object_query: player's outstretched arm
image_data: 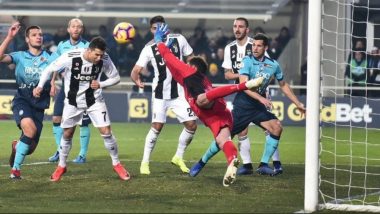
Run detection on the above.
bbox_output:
[279,80,306,116]
[155,23,192,85]
[49,71,58,97]
[34,66,54,98]
[35,54,67,97]
[130,65,145,88]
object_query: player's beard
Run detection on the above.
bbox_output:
[71,33,80,41]
[31,44,42,49]
[235,31,246,41]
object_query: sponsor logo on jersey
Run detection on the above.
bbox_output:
[73,73,98,81]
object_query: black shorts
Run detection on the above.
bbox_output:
[12,97,45,144]
[53,87,65,117]
[231,104,277,136]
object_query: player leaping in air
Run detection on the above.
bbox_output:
[189,33,306,177]
[153,23,264,186]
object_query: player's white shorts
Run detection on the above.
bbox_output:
[61,101,111,128]
[151,96,197,123]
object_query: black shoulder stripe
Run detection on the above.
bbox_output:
[265,56,275,62]
[103,55,109,60]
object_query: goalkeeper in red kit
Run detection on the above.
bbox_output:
[154,23,263,186]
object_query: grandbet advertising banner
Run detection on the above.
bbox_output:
[0,90,378,128]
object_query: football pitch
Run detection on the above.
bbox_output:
[0,120,366,213]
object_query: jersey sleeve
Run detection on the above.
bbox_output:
[135,46,151,68]
[222,45,231,69]
[38,52,71,88]
[99,55,120,88]
[103,55,120,80]
[157,43,196,85]
[274,61,284,81]
[48,42,63,64]
[178,35,193,57]
[48,52,60,64]
[8,52,20,64]
[239,56,251,76]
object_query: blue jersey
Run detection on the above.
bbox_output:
[49,38,89,63]
[233,55,283,108]
[10,50,52,109]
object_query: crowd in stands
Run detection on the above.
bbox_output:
[3,22,379,98]
[344,39,380,97]
[0,23,292,88]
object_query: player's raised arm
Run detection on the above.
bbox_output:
[155,23,194,85]
[0,22,21,63]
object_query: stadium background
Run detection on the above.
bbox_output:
[0,1,380,213]
[0,0,378,127]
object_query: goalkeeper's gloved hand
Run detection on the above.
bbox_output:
[154,23,169,43]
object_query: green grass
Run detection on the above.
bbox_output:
[0,120,379,213]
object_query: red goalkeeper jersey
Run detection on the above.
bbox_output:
[157,43,233,137]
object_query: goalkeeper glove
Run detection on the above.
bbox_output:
[154,23,169,43]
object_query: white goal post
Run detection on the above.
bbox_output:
[305,0,380,212]
[304,0,321,212]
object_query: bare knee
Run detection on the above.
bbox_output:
[63,127,76,139]
[183,120,197,132]
[152,122,164,132]
[215,128,231,148]
[269,122,282,136]
[20,118,37,138]
[238,127,249,137]
[98,126,112,136]
[52,116,62,124]
[262,120,282,137]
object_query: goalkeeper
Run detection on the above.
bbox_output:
[153,23,264,186]
[190,33,306,177]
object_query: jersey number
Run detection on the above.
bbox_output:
[187,108,194,117]
[102,111,107,122]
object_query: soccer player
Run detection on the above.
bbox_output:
[222,17,283,175]
[33,37,130,181]
[0,22,52,179]
[131,15,197,175]
[153,23,263,186]
[48,18,92,164]
[190,33,306,177]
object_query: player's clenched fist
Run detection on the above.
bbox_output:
[33,87,43,98]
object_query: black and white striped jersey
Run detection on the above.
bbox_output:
[136,34,193,100]
[39,48,119,108]
[222,37,254,74]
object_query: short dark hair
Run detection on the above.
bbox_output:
[25,25,42,37]
[89,36,107,51]
[150,15,166,26]
[189,57,208,74]
[254,33,269,46]
[235,17,249,28]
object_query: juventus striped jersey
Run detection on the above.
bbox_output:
[136,34,193,100]
[222,37,253,75]
[38,48,120,108]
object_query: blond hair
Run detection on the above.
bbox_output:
[68,18,83,27]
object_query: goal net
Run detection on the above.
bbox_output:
[313,0,380,212]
